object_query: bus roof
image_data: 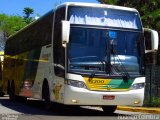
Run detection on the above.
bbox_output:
[57,2,138,13]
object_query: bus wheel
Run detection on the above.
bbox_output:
[9,80,16,101]
[7,81,10,95]
[16,96,27,102]
[102,105,117,114]
[42,80,51,110]
[0,92,4,97]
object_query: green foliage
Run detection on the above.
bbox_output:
[23,7,34,24]
[23,7,34,18]
[0,14,8,31]
[0,14,26,36]
[98,0,118,4]
[144,97,160,107]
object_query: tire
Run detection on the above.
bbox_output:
[9,80,16,101]
[7,81,10,95]
[42,80,51,110]
[102,105,117,114]
[0,92,4,97]
[16,96,27,102]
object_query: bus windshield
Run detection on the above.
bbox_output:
[68,6,142,30]
[67,27,143,77]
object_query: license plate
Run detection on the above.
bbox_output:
[103,95,115,100]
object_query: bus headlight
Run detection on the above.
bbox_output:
[65,79,87,89]
[130,83,145,90]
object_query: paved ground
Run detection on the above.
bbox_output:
[0,96,160,120]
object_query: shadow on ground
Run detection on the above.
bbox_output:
[0,96,118,116]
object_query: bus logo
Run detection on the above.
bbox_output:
[106,85,112,90]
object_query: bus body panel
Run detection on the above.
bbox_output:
[64,85,144,106]
[18,45,52,99]
[64,73,145,106]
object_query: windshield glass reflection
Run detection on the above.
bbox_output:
[68,27,142,76]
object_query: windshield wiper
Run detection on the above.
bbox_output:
[110,40,130,82]
[88,60,106,82]
[69,56,107,81]
[89,70,97,82]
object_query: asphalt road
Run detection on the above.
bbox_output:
[0,96,159,120]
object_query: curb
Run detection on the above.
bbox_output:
[117,106,160,114]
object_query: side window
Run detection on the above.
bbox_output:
[6,11,54,55]
[54,7,65,77]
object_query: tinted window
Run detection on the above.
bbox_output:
[53,7,65,77]
[5,11,54,55]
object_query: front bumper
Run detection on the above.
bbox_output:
[64,85,144,106]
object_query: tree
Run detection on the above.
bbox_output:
[98,0,118,4]
[0,14,26,36]
[0,14,8,32]
[23,7,34,24]
[0,14,27,50]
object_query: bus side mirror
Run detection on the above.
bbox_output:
[144,28,159,65]
[143,28,159,53]
[62,20,70,47]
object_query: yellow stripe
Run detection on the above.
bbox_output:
[83,77,129,91]
[84,77,111,90]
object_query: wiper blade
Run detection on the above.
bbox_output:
[89,70,97,82]
[89,60,106,81]
[110,40,130,81]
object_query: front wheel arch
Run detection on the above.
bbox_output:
[7,80,10,95]
[42,79,51,110]
[9,80,16,101]
[102,105,117,114]
[42,79,50,100]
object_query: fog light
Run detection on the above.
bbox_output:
[71,99,78,103]
[134,100,140,104]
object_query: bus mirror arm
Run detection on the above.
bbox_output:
[62,20,70,47]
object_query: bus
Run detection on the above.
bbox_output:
[2,2,159,113]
